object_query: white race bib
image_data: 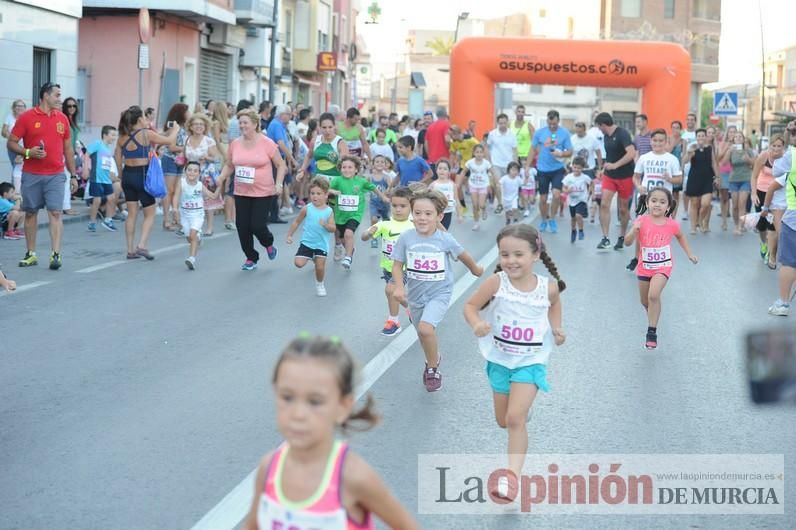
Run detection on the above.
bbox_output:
[641,245,672,269]
[493,311,548,356]
[382,239,395,258]
[101,156,113,171]
[469,171,488,188]
[235,166,255,185]
[406,250,445,281]
[338,194,359,212]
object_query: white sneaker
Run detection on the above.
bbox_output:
[471,222,480,231]
[156,206,164,216]
[523,209,530,218]
[316,283,327,296]
[768,301,790,316]
[185,256,196,270]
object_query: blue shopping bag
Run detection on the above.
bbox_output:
[144,150,167,198]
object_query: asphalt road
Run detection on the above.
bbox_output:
[1,206,794,529]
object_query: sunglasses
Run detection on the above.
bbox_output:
[66,104,77,109]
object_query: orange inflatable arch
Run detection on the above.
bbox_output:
[450,37,691,137]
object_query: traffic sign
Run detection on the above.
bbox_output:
[713,91,738,116]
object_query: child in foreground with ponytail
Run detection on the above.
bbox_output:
[244,335,418,530]
[464,224,566,501]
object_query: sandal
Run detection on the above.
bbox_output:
[126,252,141,260]
[135,247,155,260]
[162,224,176,231]
[203,232,213,237]
[767,261,777,270]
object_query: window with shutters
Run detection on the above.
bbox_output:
[198,49,230,104]
[32,47,52,104]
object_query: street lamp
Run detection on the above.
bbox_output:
[454,12,469,43]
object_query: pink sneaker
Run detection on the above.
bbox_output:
[422,356,442,392]
[3,230,21,240]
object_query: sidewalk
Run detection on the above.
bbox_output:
[37,203,92,228]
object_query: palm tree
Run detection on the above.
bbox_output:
[425,36,454,56]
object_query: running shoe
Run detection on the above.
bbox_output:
[185,256,196,270]
[341,256,352,270]
[175,229,185,237]
[19,251,38,267]
[760,242,768,262]
[3,230,21,240]
[645,331,658,350]
[334,244,344,261]
[482,210,487,221]
[614,236,625,251]
[423,362,442,392]
[49,251,62,270]
[241,259,257,271]
[87,222,97,232]
[626,257,638,271]
[135,247,155,261]
[570,230,577,243]
[316,283,327,297]
[539,220,548,233]
[549,219,558,233]
[370,238,378,248]
[224,222,237,230]
[471,222,480,231]
[495,204,503,214]
[578,230,584,240]
[102,219,117,232]
[266,245,278,260]
[461,206,469,217]
[523,209,530,218]
[768,301,790,317]
[596,237,611,250]
[381,320,402,336]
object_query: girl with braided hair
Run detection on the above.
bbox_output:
[464,224,565,501]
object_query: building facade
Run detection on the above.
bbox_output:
[0,0,82,176]
[600,0,721,126]
[80,0,239,138]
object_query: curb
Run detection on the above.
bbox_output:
[37,213,91,229]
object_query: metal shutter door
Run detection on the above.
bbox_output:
[198,49,230,104]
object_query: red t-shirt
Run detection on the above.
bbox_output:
[425,119,450,164]
[11,107,71,176]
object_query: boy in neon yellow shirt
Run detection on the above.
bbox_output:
[362,186,414,336]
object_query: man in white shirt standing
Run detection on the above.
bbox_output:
[571,121,603,178]
[486,113,517,214]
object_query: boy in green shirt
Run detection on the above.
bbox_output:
[329,155,389,270]
[362,186,414,336]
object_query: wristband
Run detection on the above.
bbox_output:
[24,148,30,160]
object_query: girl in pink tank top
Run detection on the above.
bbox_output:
[624,188,698,350]
[244,335,418,530]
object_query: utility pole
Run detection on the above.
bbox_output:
[268,0,280,104]
[758,0,765,146]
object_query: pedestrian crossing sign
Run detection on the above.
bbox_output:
[713,91,738,116]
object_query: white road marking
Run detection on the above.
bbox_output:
[0,280,52,297]
[188,233,508,530]
[75,232,232,273]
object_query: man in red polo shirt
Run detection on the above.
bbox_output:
[7,82,76,270]
[424,108,451,172]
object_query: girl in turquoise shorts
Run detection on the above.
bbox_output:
[464,224,566,501]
